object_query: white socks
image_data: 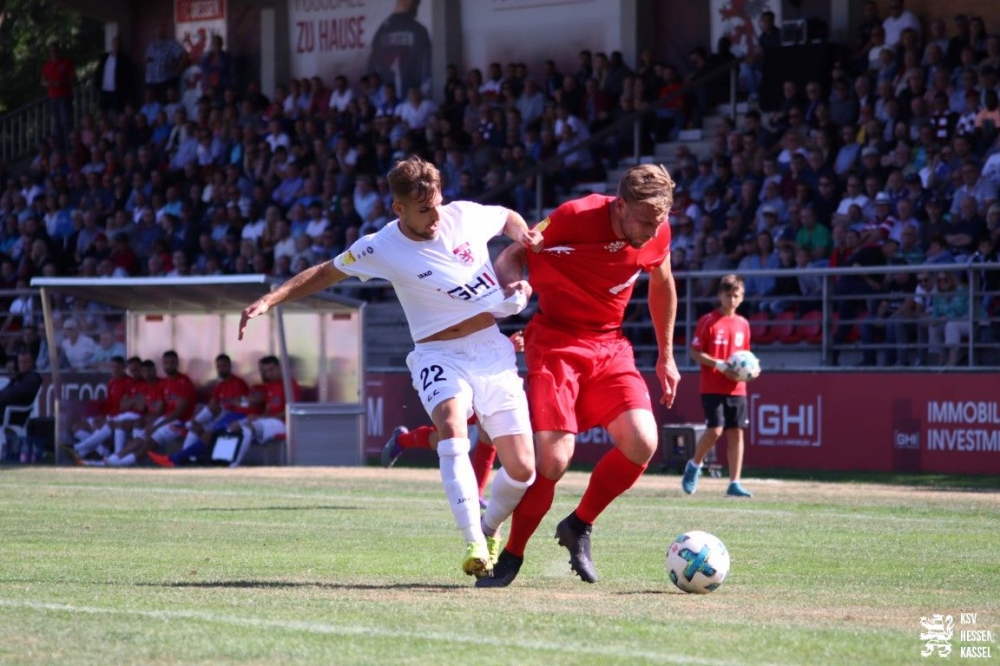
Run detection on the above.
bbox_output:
[437,437,485,544]
[113,428,128,454]
[106,453,136,467]
[481,467,535,535]
[75,425,112,455]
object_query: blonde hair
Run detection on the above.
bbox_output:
[387,155,441,204]
[616,163,675,218]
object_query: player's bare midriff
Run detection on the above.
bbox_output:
[417,312,497,343]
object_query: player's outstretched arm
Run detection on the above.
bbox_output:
[648,258,681,408]
[239,261,348,340]
[501,209,544,252]
[494,241,528,291]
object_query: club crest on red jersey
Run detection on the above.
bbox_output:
[452,242,475,266]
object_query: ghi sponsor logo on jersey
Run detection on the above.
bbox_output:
[605,241,626,252]
[714,332,727,346]
[543,246,575,255]
[443,269,499,301]
[452,242,475,266]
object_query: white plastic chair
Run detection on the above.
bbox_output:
[0,404,35,462]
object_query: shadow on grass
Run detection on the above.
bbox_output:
[190,505,362,512]
[140,581,463,591]
[745,468,1000,491]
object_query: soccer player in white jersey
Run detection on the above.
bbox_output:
[238,156,541,580]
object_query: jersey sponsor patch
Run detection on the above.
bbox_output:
[535,217,551,234]
[339,250,357,265]
[452,242,475,266]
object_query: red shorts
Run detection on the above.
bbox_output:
[524,322,651,433]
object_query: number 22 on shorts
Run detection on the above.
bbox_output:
[420,364,446,402]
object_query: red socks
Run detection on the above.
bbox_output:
[505,474,556,557]
[397,425,433,450]
[471,439,496,497]
[576,447,647,524]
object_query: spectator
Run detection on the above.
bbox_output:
[95,36,134,115]
[0,349,42,431]
[200,34,232,104]
[41,41,76,152]
[737,232,779,309]
[860,260,917,366]
[925,271,971,365]
[89,330,127,371]
[797,206,833,260]
[144,23,187,101]
[60,318,97,370]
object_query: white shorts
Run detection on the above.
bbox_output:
[406,325,529,424]
[248,417,285,442]
[133,417,185,447]
[108,411,141,424]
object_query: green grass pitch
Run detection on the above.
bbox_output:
[1,466,998,665]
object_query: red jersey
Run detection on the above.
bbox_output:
[525,194,671,334]
[212,375,250,412]
[261,379,302,417]
[103,376,135,417]
[692,310,751,396]
[133,379,164,415]
[42,58,74,99]
[160,372,197,421]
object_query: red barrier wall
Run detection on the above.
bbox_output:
[364,372,1000,475]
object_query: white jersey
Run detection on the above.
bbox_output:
[334,200,519,341]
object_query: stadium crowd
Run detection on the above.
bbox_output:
[0,0,999,370]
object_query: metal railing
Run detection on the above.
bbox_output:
[0,79,96,164]
[341,260,1000,373]
[643,262,1000,371]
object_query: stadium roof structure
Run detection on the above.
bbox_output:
[30,275,363,313]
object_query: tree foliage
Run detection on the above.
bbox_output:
[0,0,103,113]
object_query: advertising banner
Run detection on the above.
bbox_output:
[288,0,433,96]
[364,372,1000,475]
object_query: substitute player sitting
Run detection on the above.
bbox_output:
[239,156,541,580]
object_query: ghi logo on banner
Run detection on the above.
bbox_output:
[750,394,822,447]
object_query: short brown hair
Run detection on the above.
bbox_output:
[718,274,745,293]
[386,156,441,204]
[617,164,675,219]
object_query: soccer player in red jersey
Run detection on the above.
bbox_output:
[149,353,251,467]
[63,355,136,462]
[484,163,681,587]
[226,355,301,468]
[109,351,196,467]
[684,274,753,498]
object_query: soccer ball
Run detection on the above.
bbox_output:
[667,531,731,594]
[727,349,761,382]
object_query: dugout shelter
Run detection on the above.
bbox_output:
[31,275,366,466]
